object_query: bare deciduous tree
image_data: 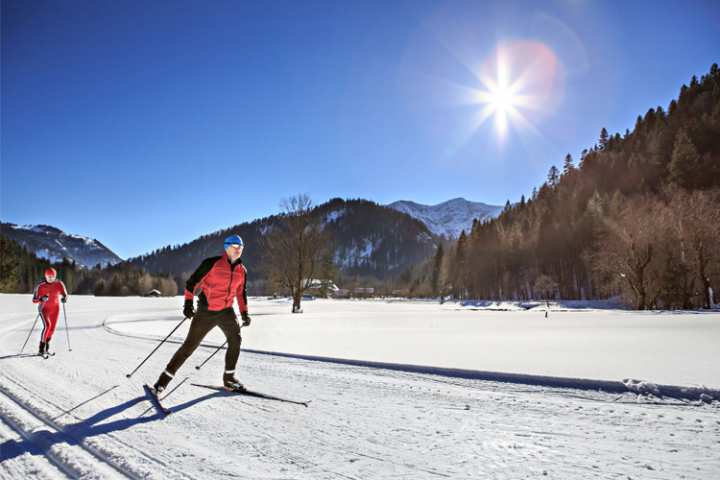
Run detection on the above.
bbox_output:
[667,188,720,308]
[594,196,662,310]
[533,274,558,300]
[262,194,330,313]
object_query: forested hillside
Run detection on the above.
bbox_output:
[0,235,177,296]
[443,64,720,309]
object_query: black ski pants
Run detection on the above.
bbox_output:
[165,307,241,375]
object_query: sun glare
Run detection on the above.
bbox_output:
[462,41,562,143]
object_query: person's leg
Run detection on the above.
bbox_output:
[215,309,242,381]
[155,312,215,390]
[44,306,59,348]
[38,308,48,353]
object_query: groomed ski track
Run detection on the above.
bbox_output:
[1,295,719,479]
[103,313,720,402]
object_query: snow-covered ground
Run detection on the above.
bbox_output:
[1,294,718,479]
[109,297,720,388]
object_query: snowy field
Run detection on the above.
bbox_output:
[1,294,719,479]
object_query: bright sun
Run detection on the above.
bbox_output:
[489,84,517,112]
[458,41,561,144]
[471,65,527,140]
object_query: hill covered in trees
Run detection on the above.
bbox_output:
[0,235,176,296]
[127,198,438,294]
[440,64,720,309]
[0,223,122,268]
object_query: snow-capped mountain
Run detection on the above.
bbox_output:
[387,198,503,238]
[129,198,437,281]
[0,222,123,268]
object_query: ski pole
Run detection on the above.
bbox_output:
[125,316,189,378]
[195,341,227,371]
[20,313,41,354]
[62,302,72,352]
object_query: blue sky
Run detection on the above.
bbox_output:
[2,0,718,258]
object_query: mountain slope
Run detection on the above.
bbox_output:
[127,198,438,285]
[387,198,502,238]
[0,223,122,268]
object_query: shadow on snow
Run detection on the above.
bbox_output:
[0,390,223,462]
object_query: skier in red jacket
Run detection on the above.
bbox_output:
[32,267,68,355]
[153,234,251,393]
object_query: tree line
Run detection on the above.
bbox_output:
[0,235,177,296]
[431,64,720,309]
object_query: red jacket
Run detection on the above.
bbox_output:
[184,254,248,312]
[32,280,68,307]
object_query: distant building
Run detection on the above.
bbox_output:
[305,279,340,297]
[144,289,162,297]
[333,288,351,298]
[353,287,375,296]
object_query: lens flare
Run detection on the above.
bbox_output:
[467,41,562,142]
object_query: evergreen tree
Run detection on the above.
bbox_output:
[668,128,700,188]
[547,165,559,187]
[452,232,468,299]
[431,243,444,301]
[94,279,106,296]
[562,153,575,176]
[599,127,609,149]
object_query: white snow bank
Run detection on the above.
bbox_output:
[100,297,720,390]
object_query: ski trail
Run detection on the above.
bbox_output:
[0,414,70,480]
[0,335,195,479]
[0,383,130,479]
[0,371,198,480]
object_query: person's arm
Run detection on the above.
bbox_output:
[236,265,248,314]
[32,283,44,304]
[184,257,219,301]
[237,265,250,326]
[60,281,69,302]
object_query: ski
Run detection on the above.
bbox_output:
[143,384,171,416]
[42,352,56,360]
[1,353,47,361]
[190,383,309,407]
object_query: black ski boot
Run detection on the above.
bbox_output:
[223,371,245,392]
[44,340,51,355]
[38,341,46,355]
[153,370,173,395]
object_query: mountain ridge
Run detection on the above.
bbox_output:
[387,198,503,238]
[0,222,123,268]
[127,198,438,287]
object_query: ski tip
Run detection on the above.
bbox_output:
[143,384,171,416]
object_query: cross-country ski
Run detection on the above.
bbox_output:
[142,384,171,417]
[191,383,310,407]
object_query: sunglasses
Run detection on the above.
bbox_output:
[226,244,244,249]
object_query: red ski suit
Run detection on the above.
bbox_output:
[32,280,68,342]
[184,254,248,313]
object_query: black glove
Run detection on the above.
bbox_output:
[41,295,49,302]
[61,296,67,304]
[183,299,195,319]
[240,311,251,327]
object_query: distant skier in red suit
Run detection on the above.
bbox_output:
[32,267,68,355]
